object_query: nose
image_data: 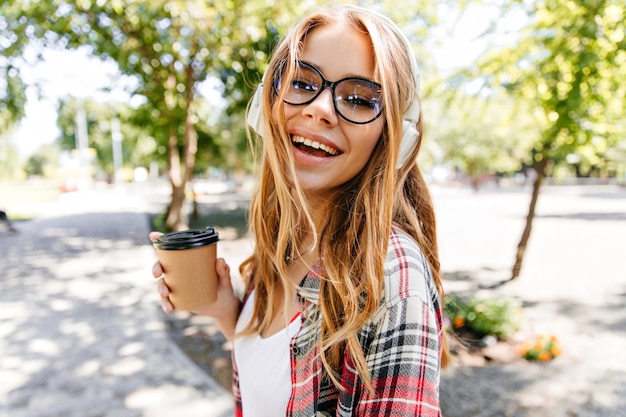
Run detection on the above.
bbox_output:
[302,87,338,126]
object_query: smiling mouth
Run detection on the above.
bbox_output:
[291,135,339,157]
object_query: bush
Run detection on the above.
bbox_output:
[518,334,562,361]
[444,295,523,340]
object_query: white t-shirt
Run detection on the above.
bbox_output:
[233,290,302,417]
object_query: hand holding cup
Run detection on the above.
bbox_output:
[151,227,219,311]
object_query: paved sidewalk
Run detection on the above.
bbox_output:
[0,186,233,417]
[2,183,625,417]
[434,184,626,417]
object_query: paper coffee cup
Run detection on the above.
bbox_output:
[153,227,219,311]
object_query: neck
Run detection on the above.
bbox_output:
[286,186,344,269]
[292,188,334,231]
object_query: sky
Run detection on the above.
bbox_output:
[8,3,526,159]
[8,46,133,157]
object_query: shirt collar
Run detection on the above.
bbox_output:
[296,260,324,306]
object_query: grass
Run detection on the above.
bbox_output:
[1,179,62,221]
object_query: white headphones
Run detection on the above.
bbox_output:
[246,15,421,169]
[246,70,267,137]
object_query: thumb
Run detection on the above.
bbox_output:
[149,231,163,242]
[215,257,233,287]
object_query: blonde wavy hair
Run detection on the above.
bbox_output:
[240,5,448,390]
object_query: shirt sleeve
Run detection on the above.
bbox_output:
[350,230,443,417]
[354,294,442,416]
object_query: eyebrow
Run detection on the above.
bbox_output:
[299,60,377,83]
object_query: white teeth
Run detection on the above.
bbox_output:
[291,135,338,155]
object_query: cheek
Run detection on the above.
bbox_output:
[279,104,300,123]
[270,101,279,123]
[273,101,300,121]
[355,120,384,156]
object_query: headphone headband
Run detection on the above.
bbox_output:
[384,15,422,169]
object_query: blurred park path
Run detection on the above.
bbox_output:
[0,183,233,417]
[1,181,625,416]
[434,184,626,417]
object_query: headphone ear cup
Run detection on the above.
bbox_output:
[247,83,265,136]
[397,119,420,168]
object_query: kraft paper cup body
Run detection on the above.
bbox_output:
[153,227,219,311]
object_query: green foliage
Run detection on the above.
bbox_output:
[432,0,626,182]
[0,0,28,135]
[1,0,313,228]
[428,89,540,179]
[23,154,46,177]
[444,295,523,340]
[22,143,59,177]
[0,69,27,135]
[476,0,626,175]
[56,97,160,177]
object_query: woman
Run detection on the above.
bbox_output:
[152,5,448,416]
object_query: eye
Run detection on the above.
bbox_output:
[338,80,382,111]
[345,94,380,109]
[291,78,317,92]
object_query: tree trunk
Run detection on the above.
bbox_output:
[511,156,549,280]
[166,183,187,231]
[165,127,188,231]
[164,66,198,232]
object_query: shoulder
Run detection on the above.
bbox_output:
[382,227,435,307]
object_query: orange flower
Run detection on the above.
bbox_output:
[539,351,551,361]
[550,345,562,357]
[453,317,465,328]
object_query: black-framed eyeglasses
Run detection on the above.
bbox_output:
[274,61,384,125]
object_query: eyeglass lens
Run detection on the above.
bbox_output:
[278,62,383,124]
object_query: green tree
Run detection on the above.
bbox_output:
[0,72,26,136]
[56,97,159,180]
[429,87,539,188]
[2,0,306,230]
[469,0,626,279]
[23,143,60,177]
[3,0,440,230]
[0,51,26,179]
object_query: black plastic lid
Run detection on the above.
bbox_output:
[153,227,219,250]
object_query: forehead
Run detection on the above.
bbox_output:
[300,21,376,82]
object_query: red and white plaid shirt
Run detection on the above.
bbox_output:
[233,227,443,416]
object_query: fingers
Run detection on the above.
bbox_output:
[156,277,173,313]
[152,261,164,279]
[150,231,172,313]
[150,232,164,278]
[160,295,173,313]
[156,276,169,297]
